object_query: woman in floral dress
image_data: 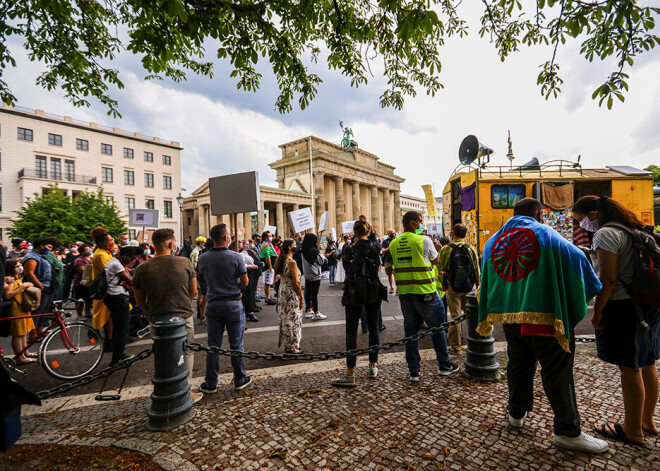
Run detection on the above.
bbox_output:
[274,239,304,354]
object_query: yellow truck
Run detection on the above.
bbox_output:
[442,141,655,254]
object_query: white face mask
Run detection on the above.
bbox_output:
[579,216,599,232]
[15,266,24,275]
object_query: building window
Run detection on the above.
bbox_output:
[101,167,113,183]
[101,143,112,155]
[65,160,75,182]
[144,151,153,162]
[48,133,62,146]
[36,156,47,178]
[128,229,137,240]
[164,200,173,218]
[144,173,154,187]
[491,184,526,209]
[76,138,88,151]
[51,158,62,180]
[145,199,155,209]
[18,127,33,141]
[124,170,134,185]
[162,155,171,165]
[163,175,172,189]
[103,195,114,205]
[125,197,135,215]
[123,147,134,159]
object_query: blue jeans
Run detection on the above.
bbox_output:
[204,300,247,388]
[360,306,384,332]
[329,265,336,283]
[399,292,451,372]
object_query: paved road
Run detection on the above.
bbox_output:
[2,275,596,397]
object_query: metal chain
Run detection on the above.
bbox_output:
[574,336,596,343]
[186,312,470,361]
[36,348,153,399]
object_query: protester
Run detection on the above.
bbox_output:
[302,233,327,321]
[190,236,206,269]
[245,238,263,314]
[3,259,36,364]
[133,228,201,403]
[42,238,64,302]
[22,237,59,338]
[274,238,304,354]
[103,246,140,365]
[72,243,93,319]
[231,240,259,322]
[334,234,350,286]
[439,223,480,353]
[7,239,25,260]
[90,227,115,348]
[325,239,337,285]
[61,243,79,299]
[477,197,608,453]
[293,232,304,275]
[197,224,252,393]
[389,211,458,381]
[332,218,383,387]
[179,238,193,259]
[118,233,129,248]
[381,229,397,294]
[259,230,278,305]
[573,195,660,445]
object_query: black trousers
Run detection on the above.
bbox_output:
[346,300,382,368]
[242,269,258,314]
[503,324,581,437]
[104,294,130,365]
[304,279,321,312]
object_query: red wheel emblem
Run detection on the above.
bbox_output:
[492,228,540,282]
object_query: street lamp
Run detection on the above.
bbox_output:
[176,193,184,244]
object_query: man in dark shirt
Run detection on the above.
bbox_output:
[197,224,252,393]
[381,230,396,294]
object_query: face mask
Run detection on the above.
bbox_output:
[27,245,33,251]
[143,249,151,256]
[108,241,115,248]
[84,250,93,257]
[579,216,599,232]
[416,223,425,235]
[15,266,23,275]
[42,248,52,255]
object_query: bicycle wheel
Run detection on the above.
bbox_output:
[40,322,104,380]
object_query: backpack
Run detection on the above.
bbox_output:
[89,269,115,301]
[21,287,41,312]
[345,245,380,306]
[447,243,476,293]
[604,223,660,309]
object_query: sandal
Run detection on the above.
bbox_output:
[16,358,37,365]
[594,423,645,446]
[25,353,38,359]
[643,426,659,436]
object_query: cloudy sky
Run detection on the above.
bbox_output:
[4,4,659,199]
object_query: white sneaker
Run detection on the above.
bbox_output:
[304,309,314,319]
[554,432,609,454]
[312,312,326,320]
[508,412,527,428]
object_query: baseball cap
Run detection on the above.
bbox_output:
[195,236,207,243]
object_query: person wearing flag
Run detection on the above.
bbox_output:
[477,197,608,454]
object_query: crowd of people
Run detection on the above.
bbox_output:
[1,193,658,453]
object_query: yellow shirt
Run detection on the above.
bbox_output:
[92,249,113,329]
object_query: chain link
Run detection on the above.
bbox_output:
[186,312,470,361]
[574,336,596,343]
[36,348,153,399]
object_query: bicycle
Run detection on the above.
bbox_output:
[0,298,104,380]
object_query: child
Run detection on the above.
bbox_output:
[4,259,36,364]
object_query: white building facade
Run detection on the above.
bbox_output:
[0,104,182,241]
[399,194,443,229]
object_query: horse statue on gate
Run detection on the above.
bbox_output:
[339,121,358,149]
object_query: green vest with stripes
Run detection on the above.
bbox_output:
[389,232,436,295]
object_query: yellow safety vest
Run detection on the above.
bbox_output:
[389,232,436,295]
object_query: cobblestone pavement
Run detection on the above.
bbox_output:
[14,344,660,471]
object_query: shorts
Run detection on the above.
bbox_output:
[596,298,660,369]
[73,284,92,304]
[263,269,275,286]
[384,262,394,276]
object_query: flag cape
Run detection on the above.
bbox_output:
[477,216,601,351]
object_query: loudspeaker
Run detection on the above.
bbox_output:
[459,135,494,165]
[515,157,540,171]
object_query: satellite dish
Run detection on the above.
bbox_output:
[459,135,494,165]
[515,157,540,171]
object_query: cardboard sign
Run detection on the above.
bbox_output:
[341,220,356,234]
[137,230,154,244]
[209,171,260,216]
[426,223,442,235]
[288,207,315,233]
[264,225,277,235]
[129,209,159,228]
[421,184,436,216]
[318,211,329,233]
[330,228,337,242]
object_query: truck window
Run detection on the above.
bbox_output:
[492,184,526,209]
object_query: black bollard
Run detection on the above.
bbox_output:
[463,291,501,382]
[146,316,196,431]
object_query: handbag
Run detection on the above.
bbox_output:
[21,287,41,312]
[80,264,93,287]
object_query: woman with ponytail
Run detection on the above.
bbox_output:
[573,195,659,445]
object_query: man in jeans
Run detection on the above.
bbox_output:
[389,211,459,381]
[133,228,201,403]
[439,223,480,353]
[381,229,397,294]
[197,224,252,393]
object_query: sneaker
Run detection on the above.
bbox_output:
[265,298,278,305]
[331,374,356,388]
[190,391,203,403]
[438,362,460,376]
[368,366,379,379]
[235,376,253,390]
[199,383,218,394]
[255,293,262,300]
[198,318,206,326]
[246,314,259,322]
[508,412,527,428]
[379,325,386,332]
[554,432,609,454]
[312,312,326,320]
[304,309,314,319]
[389,287,394,294]
[409,371,420,382]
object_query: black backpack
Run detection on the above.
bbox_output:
[604,223,660,309]
[345,246,380,306]
[89,270,109,300]
[447,243,476,293]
